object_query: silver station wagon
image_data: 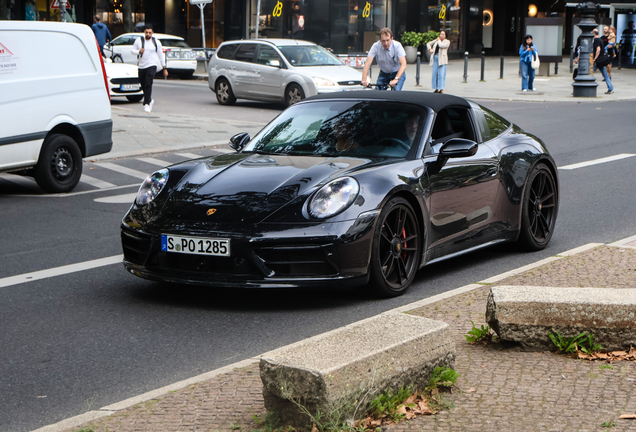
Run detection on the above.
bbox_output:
[208,39,363,106]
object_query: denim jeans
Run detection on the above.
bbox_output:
[432,54,447,90]
[377,70,406,91]
[599,66,614,92]
[520,61,535,90]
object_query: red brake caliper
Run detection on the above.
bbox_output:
[402,227,407,260]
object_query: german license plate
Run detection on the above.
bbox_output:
[161,235,230,257]
[121,84,140,91]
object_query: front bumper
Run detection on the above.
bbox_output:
[121,212,379,289]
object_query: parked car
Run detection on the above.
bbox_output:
[120,92,559,297]
[103,33,197,79]
[208,39,364,106]
[0,21,112,193]
[104,58,143,102]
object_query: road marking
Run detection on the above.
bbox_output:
[175,152,205,159]
[94,192,137,204]
[94,162,149,180]
[135,157,172,167]
[559,153,635,170]
[0,173,41,192]
[80,174,116,189]
[0,255,123,289]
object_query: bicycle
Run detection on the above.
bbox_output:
[362,82,395,91]
[102,42,123,63]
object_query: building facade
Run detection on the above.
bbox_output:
[3,0,635,65]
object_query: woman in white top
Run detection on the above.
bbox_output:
[427,31,451,93]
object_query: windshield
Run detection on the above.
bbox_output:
[278,45,343,66]
[159,39,190,48]
[244,101,425,158]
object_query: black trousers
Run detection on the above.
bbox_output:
[138,66,157,105]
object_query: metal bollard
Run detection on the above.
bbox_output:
[569,46,574,73]
[500,55,504,79]
[618,46,622,70]
[369,63,372,81]
[555,61,559,75]
[415,52,422,87]
[463,52,469,83]
[480,51,486,81]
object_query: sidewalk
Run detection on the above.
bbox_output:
[43,236,636,432]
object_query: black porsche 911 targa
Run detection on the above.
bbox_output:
[121,91,558,297]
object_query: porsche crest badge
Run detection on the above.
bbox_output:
[207,209,217,216]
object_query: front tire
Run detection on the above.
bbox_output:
[517,163,558,251]
[285,83,305,106]
[368,197,421,297]
[215,78,236,105]
[34,134,83,193]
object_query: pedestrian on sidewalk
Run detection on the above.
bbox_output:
[361,28,407,91]
[91,15,111,57]
[519,35,538,92]
[131,25,168,113]
[593,28,614,94]
[427,30,450,93]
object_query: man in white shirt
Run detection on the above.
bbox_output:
[131,25,168,112]
[361,28,407,91]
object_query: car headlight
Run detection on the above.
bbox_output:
[136,169,169,206]
[312,77,335,86]
[308,177,359,219]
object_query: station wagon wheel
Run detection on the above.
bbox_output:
[285,83,305,106]
[369,197,421,297]
[517,163,558,251]
[33,134,83,193]
[215,78,236,105]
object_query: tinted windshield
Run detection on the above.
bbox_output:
[244,101,425,158]
[159,39,190,48]
[278,45,343,66]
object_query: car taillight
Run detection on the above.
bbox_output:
[96,38,110,102]
[163,48,168,53]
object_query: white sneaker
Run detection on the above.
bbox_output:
[522,89,528,92]
[531,88,536,91]
[144,104,150,113]
[149,99,155,112]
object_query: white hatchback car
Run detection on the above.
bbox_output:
[103,33,197,78]
[208,39,364,106]
[104,59,143,102]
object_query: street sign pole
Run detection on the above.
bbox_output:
[191,0,213,69]
[255,0,261,39]
[59,0,66,22]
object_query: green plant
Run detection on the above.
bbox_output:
[367,384,414,423]
[599,364,614,370]
[421,31,440,45]
[400,31,424,47]
[426,366,459,391]
[601,419,617,428]
[252,412,290,432]
[465,321,493,343]
[577,333,604,354]
[548,331,586,353]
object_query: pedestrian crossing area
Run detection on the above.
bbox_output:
[0,147,234,197]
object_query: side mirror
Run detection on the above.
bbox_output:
[438,138,478,158]
[269,59,281,68]
[229,132,250,152]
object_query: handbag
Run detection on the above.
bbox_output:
[531,52,540,70]
[596,53,610,68]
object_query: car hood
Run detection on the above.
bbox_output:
[104,62,139,79]
[161,153,374,224]
[292,65,362,83]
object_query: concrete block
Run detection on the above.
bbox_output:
[259,312,455,428]
[486,286,636,350]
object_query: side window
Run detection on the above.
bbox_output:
[256,45,282,66]
[479,106,511,140]
[430,107,475,147]
[216,44,239,60]
[234,43,257,63]
[112,36,133,46]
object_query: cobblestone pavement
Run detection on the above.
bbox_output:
[58,243,636,432]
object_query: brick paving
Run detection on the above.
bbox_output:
[62,245,636,432]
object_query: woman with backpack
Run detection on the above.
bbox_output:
[131,25,168,113]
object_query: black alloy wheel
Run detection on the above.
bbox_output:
[34,134,83,193]
[369,197,421,297]
[215,78,236,105]
[518,163,558,251]
[285,83,305,106]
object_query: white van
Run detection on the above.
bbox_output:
[0,21,113,193]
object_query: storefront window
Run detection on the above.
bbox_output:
[349,0,387,53]
[428,0,462,51]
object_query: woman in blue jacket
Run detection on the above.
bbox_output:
[519,35,538,91]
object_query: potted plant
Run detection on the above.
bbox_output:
[421,31,441,62]
[400,31,424,64]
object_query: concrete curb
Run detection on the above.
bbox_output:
[30,239,622,432]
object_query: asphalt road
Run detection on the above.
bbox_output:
[1,84,635,432]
